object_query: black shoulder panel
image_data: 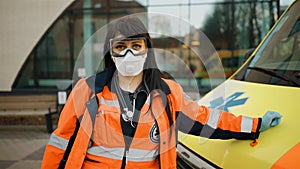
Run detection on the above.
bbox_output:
[161,79,171,95]
[86,68,115,94]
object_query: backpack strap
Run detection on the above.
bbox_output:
[57,69,115,169]
[58,118,80,169]
[58,94,99,169]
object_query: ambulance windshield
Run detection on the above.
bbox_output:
[244,1,300,87]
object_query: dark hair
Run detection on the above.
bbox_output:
[103,15,174,132]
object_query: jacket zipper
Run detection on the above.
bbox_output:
[125,149,129,164]
[121,146,130,169]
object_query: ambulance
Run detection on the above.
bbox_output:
[177,0,300,168]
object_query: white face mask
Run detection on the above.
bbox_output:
[113,52,147,76]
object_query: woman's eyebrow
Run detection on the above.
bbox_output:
[131,40,143,43]
[114,41,126,45]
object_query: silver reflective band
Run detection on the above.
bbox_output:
[87,146,158,162]
[127,148,158,162]
[48,133,69,150]
[100,97,120,107]
[87,146,124,160]
[207,109,221,129]
[241,116,253,133]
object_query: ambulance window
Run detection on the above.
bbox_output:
[244,1,300,87]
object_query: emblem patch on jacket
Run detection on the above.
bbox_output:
[150,124,159,143]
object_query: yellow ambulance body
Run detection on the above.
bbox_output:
[177,1,300,168]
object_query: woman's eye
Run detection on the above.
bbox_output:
[132,44,142,50]
[115,45,126,51]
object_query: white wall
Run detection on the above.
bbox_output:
[0,0,74,91]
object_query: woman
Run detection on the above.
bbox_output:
[42,16,282,169]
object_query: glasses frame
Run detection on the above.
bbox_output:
[109,37,147,57]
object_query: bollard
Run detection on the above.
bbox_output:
[45,113,54,134]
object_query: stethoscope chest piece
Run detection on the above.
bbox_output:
[122,108,134,122]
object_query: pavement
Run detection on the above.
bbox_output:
[0,125,50,169]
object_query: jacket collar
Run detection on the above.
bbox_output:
[85,67,115,94]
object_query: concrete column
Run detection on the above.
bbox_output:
[83,0,93,77]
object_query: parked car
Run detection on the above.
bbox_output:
[177,0,300,168]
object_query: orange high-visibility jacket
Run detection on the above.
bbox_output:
[42,69,261,169]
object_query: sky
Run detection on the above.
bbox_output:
[280,0,293,6]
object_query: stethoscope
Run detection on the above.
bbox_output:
[112,72,149,128]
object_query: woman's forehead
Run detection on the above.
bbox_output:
[111,37,146,45]
[114,33,124,39]
[113,31,146,39]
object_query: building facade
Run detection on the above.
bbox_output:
[1,0,281,94]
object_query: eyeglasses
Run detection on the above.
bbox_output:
[110,37,147,57]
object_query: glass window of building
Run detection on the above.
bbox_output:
[13,0,280,95]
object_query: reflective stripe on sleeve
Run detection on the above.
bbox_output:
[207,109,221,129]
[48,133,69,150]
[241,116,253,133]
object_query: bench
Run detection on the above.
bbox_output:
[0,94,56,110]
[0,94,59,133]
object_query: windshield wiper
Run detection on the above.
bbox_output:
[247,67,300,86]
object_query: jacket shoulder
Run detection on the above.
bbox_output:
[162,78,183,94]
[85,68,115,93]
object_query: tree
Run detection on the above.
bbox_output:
[201,0,276,50]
